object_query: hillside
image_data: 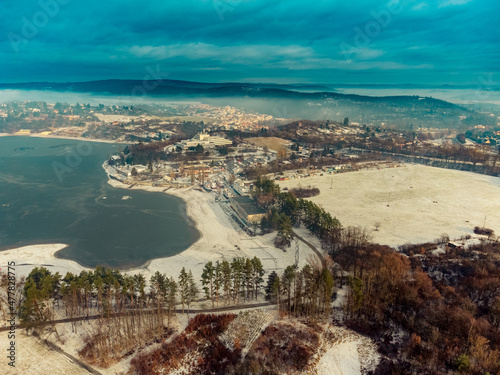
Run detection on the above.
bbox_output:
[1,79,492,129]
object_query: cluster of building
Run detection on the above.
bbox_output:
[185,104,275,131]
[167,131,232,152]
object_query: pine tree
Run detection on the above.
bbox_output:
[244,258,253,301]
[282,265,297,316]
[201,261,215,306]
[150,272,166,326]
[178,267,189,313]
[214,261,223,306]
[251,257,265,300]
[265,271,279,302]
[167,277,177,326]
[231,258,245,304]
[186,270,198,312]
[221,260,232,304]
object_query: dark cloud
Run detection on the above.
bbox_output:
[0,0,498,84]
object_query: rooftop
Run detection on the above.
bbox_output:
[229,195,267,216]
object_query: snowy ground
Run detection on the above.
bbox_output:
[278,164,500,247]
[0,133,128,144]
[313,326,380,375]
[219,308,278,357]
[0,330,93,375]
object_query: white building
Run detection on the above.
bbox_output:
[175,132,232,150]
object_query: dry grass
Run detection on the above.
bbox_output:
[1,332,91,375]
[278,164,500,247]
[219,308,278,357]
[246,137,290,153]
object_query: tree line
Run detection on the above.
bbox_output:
[200,257,265,307]
[14,256,268,327]
[265,263,335,322]
[253,176,341,249]
[0,256,266,368]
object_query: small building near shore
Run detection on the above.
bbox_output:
[447,241,464,250]
[229,195,268,224]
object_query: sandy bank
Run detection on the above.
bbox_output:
[105,179,317,283]
[0,133,130,144]
[0,178,317,281]
[0,244,90,278]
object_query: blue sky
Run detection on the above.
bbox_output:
[0,0,498,85]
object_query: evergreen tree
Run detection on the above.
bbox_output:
[265,271,279,302]
[221,260,232,304]
[166,277,177,326]
[231,258,245,304]
[282,265,297,316]
[251,256,265,300]
[214,261,223,306]
[201,261,215,306]
[244,258,254,301]
[186,270,198,312]
[178,267,189,313]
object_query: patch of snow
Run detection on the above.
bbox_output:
[313,326,380,375]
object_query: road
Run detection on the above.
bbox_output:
[292,231,325,266]
[0,301,275,332]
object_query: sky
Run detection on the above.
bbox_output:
[0,0,498,86]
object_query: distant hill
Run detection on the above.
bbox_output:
[0,79,332,96]
[1,79,495,128]
[0,79,459,107]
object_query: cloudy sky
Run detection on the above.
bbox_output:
[1,0,498,85]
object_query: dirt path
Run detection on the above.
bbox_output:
[0,301,276,332]
[293,231,325,266]
[34,334,103,375]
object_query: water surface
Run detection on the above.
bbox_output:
[0,136,200,268]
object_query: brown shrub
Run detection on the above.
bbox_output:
[290,186,320,198]
[474,226,494,236]
[129,313,238,375]
[235,321,321,374]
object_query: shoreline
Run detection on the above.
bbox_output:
[0,132,130,144]
[104,178,205,272]
[0,243,92,277]
[1,172,316,280]
[3,161,499,280]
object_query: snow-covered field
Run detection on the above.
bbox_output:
[278,164,500,247]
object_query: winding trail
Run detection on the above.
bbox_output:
[292,231,325,266]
